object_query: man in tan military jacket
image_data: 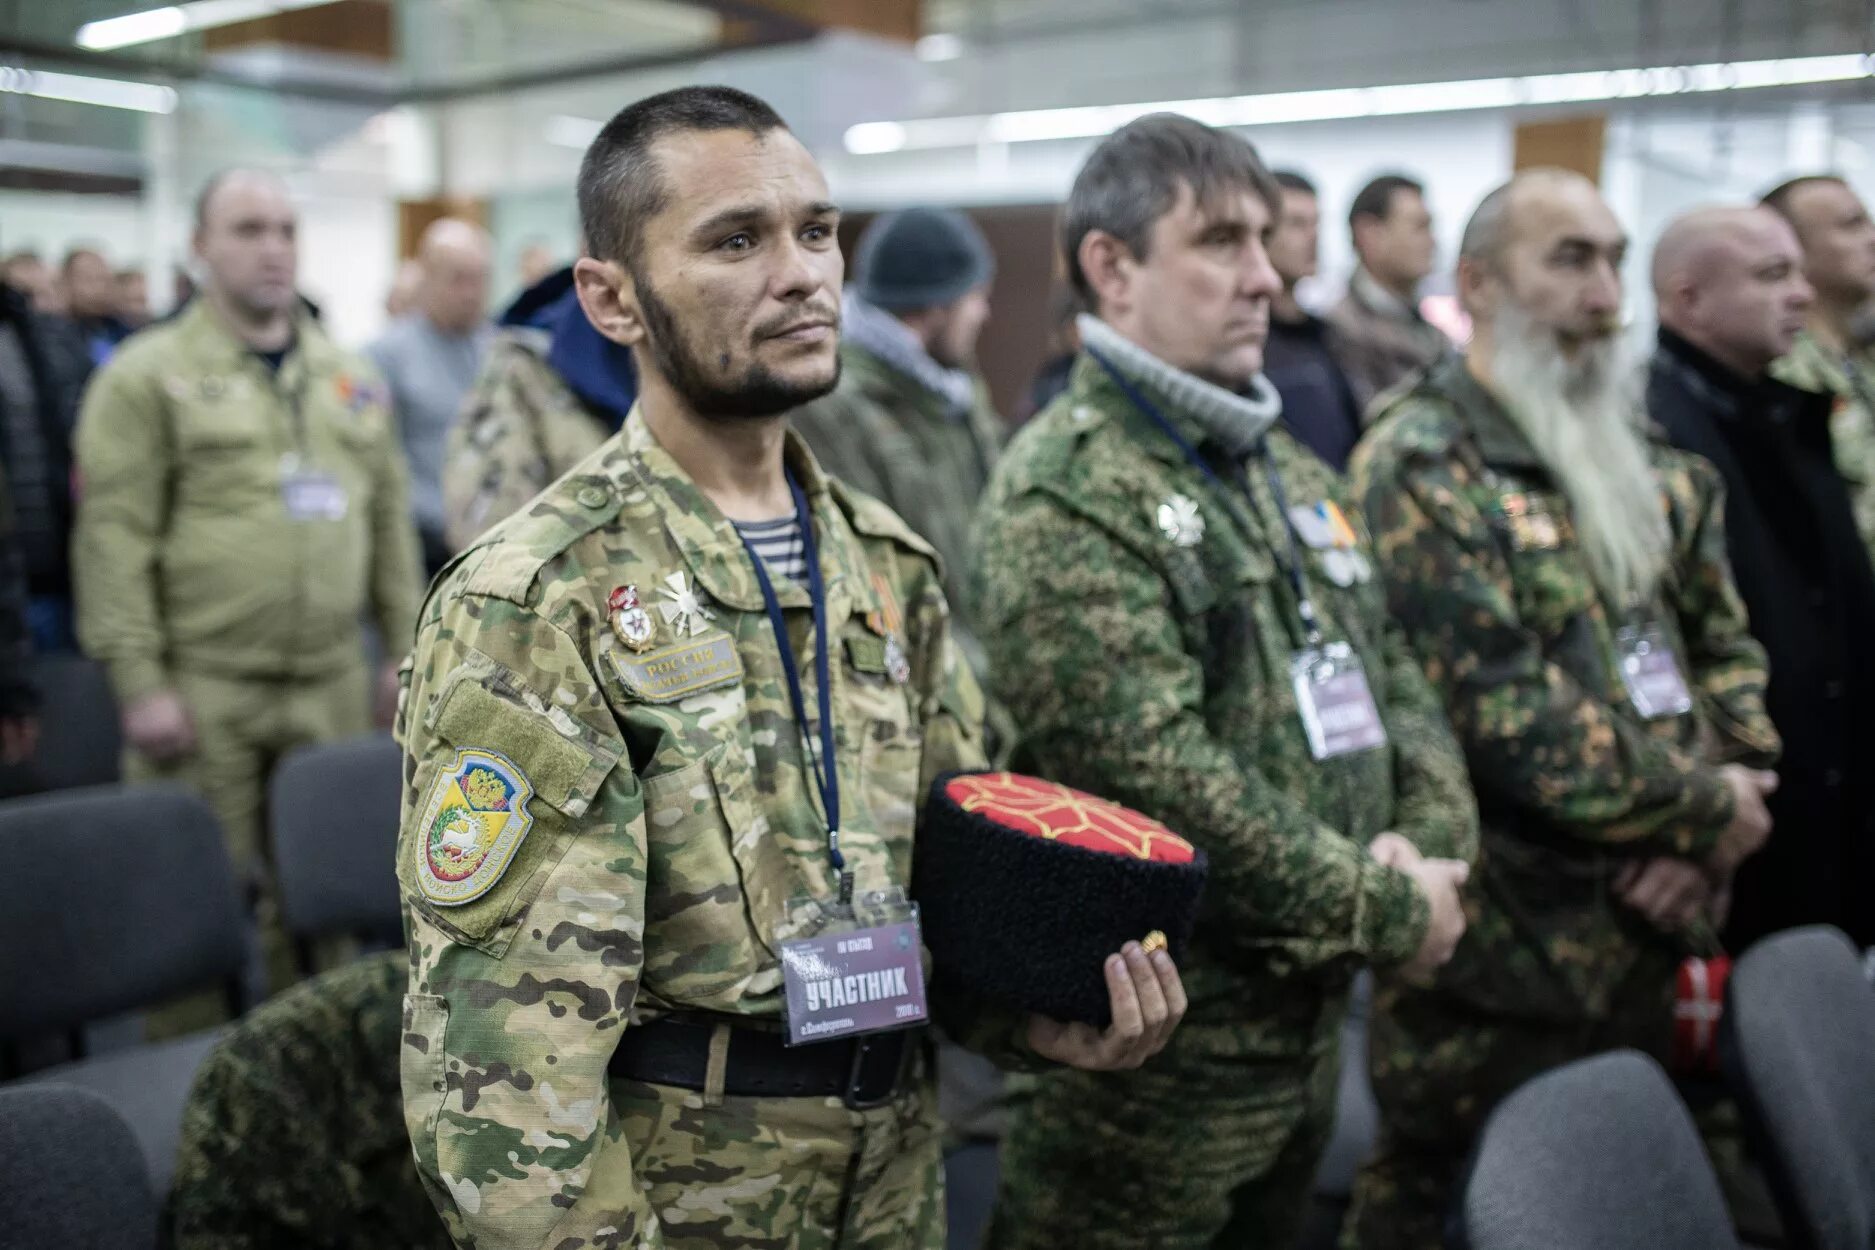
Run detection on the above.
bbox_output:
[73,170,421,993]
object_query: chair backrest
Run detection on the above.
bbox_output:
[0,783,247,1038]
[1458,1049,1739,1250]
[268,733,405,946]
[0,655,122,798]
[1722,925,1875,1250]
[26,654,122,791]
[0,1083,157,1250]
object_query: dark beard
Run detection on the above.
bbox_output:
[636,278,839,419]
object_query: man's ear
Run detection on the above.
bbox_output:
[1077,229,1135,318]
[1456,253,1495,323]
[573,256,644,347]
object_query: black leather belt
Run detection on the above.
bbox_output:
[607,1017,920,1110]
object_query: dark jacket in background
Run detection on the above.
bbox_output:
[0,283,89,601]
[0,473,35,719]
[1649,327,1875,950]
[1264,310,1363,472]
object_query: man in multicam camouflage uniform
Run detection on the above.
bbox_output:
[396,86,1186,1250]
[1344,169,1782,1249]
[1761,174,1875,566]
[170,950,450,1250]
[440,264,637,552]
[970,112,1477,1250]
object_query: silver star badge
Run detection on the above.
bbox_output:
[1157,494,1205,548]
[655,571,715,637]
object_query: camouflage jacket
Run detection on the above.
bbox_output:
[789,343,1003,673]
[1770,330,1875,564]
[1353,358,1780,1022]
[441,328,617,553]
[396,411,995,1247]
[72,300,421,701]
[170,949,451,1250]
[971,349,1477,1060]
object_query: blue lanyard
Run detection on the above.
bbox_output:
[1087,347,1325,647]
[738,469,851,904]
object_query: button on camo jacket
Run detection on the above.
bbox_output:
[396,411,994,1248]
[1351,358,1781,1023]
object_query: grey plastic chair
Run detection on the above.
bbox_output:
[1723,925,1875,1250]
[0,783,248,1192]
[0,654,122,797]
[1457,1049,1740,1250]
[0,1083,157,1250]
[268,732,406,973]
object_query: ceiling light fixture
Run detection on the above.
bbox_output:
[915,34,966,62]
[76,0,339,52]
[0,65,179,113]
[545,114,603,149]
[844,53,1872,155]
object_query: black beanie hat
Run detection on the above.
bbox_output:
[853,206,996,311]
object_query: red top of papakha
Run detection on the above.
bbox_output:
[943,772,1196,865]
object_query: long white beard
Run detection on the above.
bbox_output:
[1486,303,1669,612]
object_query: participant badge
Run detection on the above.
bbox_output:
[1616,624,1693,719]
[778,890,928,1048]
[415,748,535,906]
[1291,643,1388,760]
[281,469,348,522]
[607,584,657,653]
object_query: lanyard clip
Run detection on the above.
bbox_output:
[1298,598,1325,649]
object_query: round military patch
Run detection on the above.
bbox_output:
[416,748,535,906]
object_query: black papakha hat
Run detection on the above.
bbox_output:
[912,771,1208,1027]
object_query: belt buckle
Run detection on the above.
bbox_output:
[842,1031,910,1111]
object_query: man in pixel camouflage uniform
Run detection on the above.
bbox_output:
[1761,173,1875,566]
[971,112,1477,1250]
[441,264,638,552]
[170,950,450,1249]
[1345,168,1782,1249]
[396,86,1186,1250]
[790,207,1004,676]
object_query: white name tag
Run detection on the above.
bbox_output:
[1291,643,1388,760]
[1617,624,1693,720]
[281,471,348,522]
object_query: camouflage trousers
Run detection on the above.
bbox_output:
[413,1072,948,1249]
[985,1023,1341,1250]
[128,663,371,1033]
[1341,948,1683,1250]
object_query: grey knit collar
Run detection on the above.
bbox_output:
[841,293,976,416]
[1077,313,1282,458]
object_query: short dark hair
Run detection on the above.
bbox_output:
[1761,173,1848,222]
[1273,169,1316,197]
[1061,112,1280,308]
[577,86,788,272]
[1349,173,1424,229]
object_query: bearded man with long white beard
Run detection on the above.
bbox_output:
[1341,168,1782,1250]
